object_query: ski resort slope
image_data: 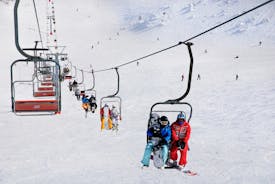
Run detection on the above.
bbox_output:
[1,0,275,183]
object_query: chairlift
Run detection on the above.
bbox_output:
[46,47,70,81]
[11,0,62,115]
[11,59,61,115]
[100,68,122,119]
[147,42,194,142]
[33,64,57,97]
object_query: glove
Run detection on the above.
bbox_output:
[176,140,185,150]
[159,139,168,146]
[152,132,161,137]
[150,127,161,137]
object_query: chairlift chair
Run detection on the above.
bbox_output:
[99,68,122,120]
[11,59,61,115]
[147,42,194,142]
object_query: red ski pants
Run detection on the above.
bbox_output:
[170,142,188,166]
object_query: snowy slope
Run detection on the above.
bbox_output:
[1,0,275,184]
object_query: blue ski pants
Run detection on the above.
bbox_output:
[141,141,169,166]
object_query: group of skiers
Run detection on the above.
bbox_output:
[100,104,120,131]
[68,80,121,130]
[81,94,98,113]
[141,112,191,170]
[68,80,98,113]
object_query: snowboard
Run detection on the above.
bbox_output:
[152,149,164,168]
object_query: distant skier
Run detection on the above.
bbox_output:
[259,41,262,46]
[141,114,171,169]
[236,74,239,80]
[100,104,113,130]
[168,112,191,170]
[110,105,120,131]
[181,74,184,81]
[197,74,201,80]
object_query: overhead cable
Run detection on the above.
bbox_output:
[84,0,274,73]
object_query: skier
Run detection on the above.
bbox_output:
[72,80,78,91]
[63,67,70,74]
[100,104,113,130]
[68,81,73,91]
[88,95,97,113]
[141,114,171,169]
[82,95,90,112]
[197,74,201,80]
[110,105,120,131]
[75,88,81,100]
[168,112,191,170]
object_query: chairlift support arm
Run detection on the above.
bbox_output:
[78,69,84,85]
[107,67,120,98]
[87,70,95,91]
[150,42,194,113]
[14,0,47,59]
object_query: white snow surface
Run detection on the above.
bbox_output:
[1,0,275,183]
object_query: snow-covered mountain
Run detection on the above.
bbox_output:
[1,0,275,184]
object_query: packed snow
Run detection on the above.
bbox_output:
[1,0,275,183]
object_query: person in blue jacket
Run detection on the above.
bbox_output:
[141,114,171,169]
[81,95,90,112]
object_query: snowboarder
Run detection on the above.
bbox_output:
[110,105,120,131]
[100,104,113,130]
[168,112,191,170]
[88,95,97,113]
[141,114,171,169]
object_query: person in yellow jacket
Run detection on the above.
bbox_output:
[100,104,113,130]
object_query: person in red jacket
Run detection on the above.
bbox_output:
[100,104,113,130]
[168,112,191,170]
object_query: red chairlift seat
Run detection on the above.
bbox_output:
[34,91,55,97]
[64,75,72,79]
[41,82,54,86]
[44,78,53,82]
[38,87,54,91]
[14,99,58,112]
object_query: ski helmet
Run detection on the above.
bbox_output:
[177,112,185,120]
[160,116,169,126]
